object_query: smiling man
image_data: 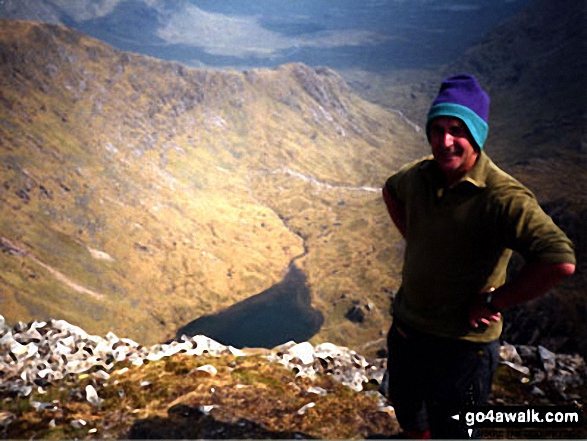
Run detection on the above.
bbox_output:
[382,74,576,439]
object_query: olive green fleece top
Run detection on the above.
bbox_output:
[385,152,576,343]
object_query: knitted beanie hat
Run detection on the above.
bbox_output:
[426,74,490,149]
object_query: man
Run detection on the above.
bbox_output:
[382,74,576,439]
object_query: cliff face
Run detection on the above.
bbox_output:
[0,19,426,349]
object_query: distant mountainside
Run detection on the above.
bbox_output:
[446,0,586,163]
[0,19,427,351]
[346,0,586,158]
[0,0,63,23]
[345,0,586,262]
[0,0,533,72]
[345,0,587,358]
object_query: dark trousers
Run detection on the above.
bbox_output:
[387,320,500,439]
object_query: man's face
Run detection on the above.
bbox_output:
[429,116,479,183]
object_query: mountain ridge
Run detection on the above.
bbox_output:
[0,19,425,351]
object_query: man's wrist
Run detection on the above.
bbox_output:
[484,290,502,314]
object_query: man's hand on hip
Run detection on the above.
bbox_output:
[469,287,501,328]
[468,262,575,329]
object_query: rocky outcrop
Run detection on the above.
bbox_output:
[499,342,586,402]
[0,315,398,439]
[290,64,350,116]
[269,340,386,393]
[3,315,585,403]
[345,300,375,324]
[2,315,585,438]
[0,315,384,399]
[0,315,241,398]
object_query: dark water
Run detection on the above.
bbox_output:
[176,263,324,349]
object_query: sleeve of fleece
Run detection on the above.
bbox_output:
[496,184,576,265]
[384,158,421,203]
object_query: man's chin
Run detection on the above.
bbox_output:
[437,157,461,173]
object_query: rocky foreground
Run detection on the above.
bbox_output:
[1,316,586,438]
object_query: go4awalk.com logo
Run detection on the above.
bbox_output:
[452,405,583,438]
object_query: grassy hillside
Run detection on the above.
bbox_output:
[0,20,427,351]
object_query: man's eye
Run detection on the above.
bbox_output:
[449,127,466,137]
[430,126,443,136]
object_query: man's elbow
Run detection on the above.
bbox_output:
[531,261,576,285]
[558,262,576,278]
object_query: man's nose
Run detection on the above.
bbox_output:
[442,132,454,147]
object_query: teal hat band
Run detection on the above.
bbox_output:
[427,102,489,149]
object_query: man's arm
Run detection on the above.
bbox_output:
[382,186,407,238]
[469,262,576,327]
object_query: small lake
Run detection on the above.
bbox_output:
[176,263,324,349]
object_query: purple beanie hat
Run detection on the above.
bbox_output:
[426,74,490,149]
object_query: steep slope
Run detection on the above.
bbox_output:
[0,20,427,349]
[447,0,585,163]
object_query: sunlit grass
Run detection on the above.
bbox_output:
[0,352,399,439]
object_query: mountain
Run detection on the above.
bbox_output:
[0,19,427,351]
[0,0,62,24]
[346,0,586,152]
[446,0,586,162]
[0,0,534,72]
